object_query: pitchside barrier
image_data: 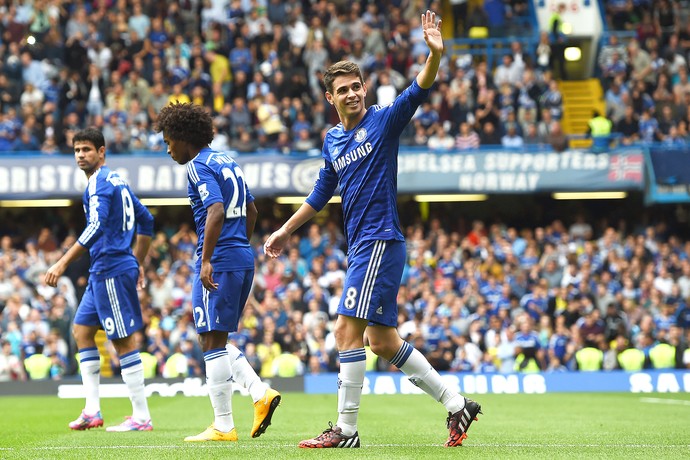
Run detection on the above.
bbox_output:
[0,371,688,397]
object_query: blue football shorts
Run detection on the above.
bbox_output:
[337,239,406,327]
[74,268,143,340]
[191,269,253,334]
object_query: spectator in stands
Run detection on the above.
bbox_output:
[494,54,521,87]
[627,39,655,90]
[547,121,568,152]
[0,338,25,381]
[375,71,398,107]
[540,80,563,120]
[602,51,628,90]
[657,105,677,139]
[479,121,502,146]
[605,77,629,124]
[12,127,40,152]
[413,101,440,137]
[548,3,568,80]
[522,123,544,146]
[654,0,680,45]
[255,93,285,143]
[501,122,524,148]
[455,122,480,150]
[663,125,687,146]
[638,107,660,143]
[428,124,455,151]
[529,32,549,75]
[599,34,629,73]
[586,110,613,152]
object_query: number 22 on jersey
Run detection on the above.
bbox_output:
[221,166,247,219]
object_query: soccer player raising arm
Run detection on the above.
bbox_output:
[264,10,482,448]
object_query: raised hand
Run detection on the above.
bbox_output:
[421,10,443,55]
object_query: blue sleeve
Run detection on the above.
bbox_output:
[385,80,431,137]
[246,183,255,204]
[305,159,338,212]
[132,191,154,237]
[193,161,224,209]
[77,185,112,248]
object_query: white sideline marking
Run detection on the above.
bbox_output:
[1,443,689,451]
[640,397,690,407]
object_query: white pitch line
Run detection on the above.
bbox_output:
[640,397,690,406]
[1,443,689,451]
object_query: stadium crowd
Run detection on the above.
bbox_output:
[600,0,690,145]
[0,0,687,154]
[1,211,690,381]
[0,0,560,155]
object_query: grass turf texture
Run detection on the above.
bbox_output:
[1,393,689,459]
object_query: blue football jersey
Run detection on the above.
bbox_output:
[306,80,430,252]
[186,148,254,272]
[78,166,154,279]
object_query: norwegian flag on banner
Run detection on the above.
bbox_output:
[608,154,643,182]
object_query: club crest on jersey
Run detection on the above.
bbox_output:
[354,128,367,143]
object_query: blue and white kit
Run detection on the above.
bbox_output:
[74,166,154,339]
[306,80,431,326]
[186,148,255,333]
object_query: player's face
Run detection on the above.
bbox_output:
[327,74,367,124]
[73,141,105,175]
[164,136,193,164]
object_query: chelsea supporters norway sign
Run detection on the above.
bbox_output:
[0,150,644,199]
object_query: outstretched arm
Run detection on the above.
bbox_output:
[264,203,318,258]
[416,10,444,90]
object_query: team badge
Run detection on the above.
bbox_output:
[354,128,367,143]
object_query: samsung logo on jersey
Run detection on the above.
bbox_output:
[333,142,373,172]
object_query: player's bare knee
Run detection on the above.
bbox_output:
[199,331,228,352]
[111,336,137,356]
[72,324,94,348]
[368,340,385,356]
[333,324,351,349]
[368,340,395,359]
[334,319,363,349]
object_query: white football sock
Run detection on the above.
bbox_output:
[392,342,465,414]
[78,347,101,414]
[336,348,366,437]
[226,343,268,403]
[120,351,151,423]
[204,348,234,432]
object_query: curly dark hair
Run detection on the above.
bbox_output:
[154,102,214,147]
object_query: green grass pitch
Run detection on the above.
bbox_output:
[1,393,689,459]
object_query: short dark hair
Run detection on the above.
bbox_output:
[323,61,363,94]
[73,128,105,151]
[154,102,214,147]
